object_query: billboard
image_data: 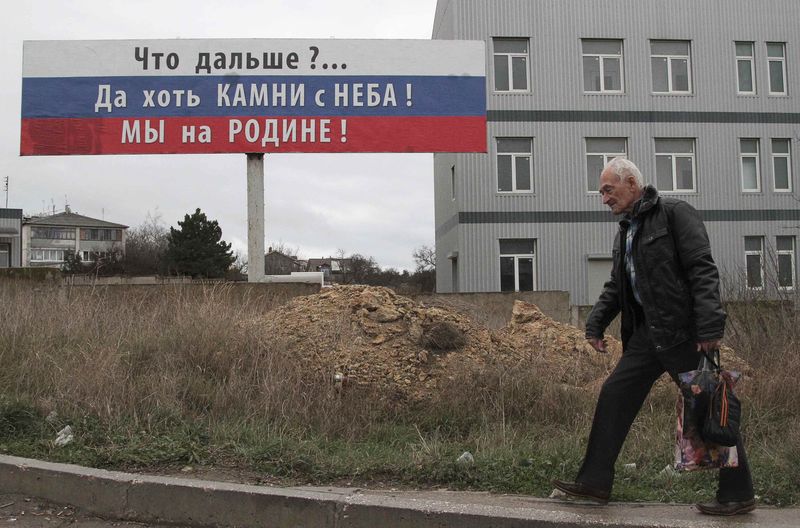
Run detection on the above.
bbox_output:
[21,39,486,155]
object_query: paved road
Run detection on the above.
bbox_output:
[0,494,168,528]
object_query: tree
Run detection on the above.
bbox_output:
[226,250,248,281]
[85,246,125,277]
[61,249,83,275]
[347,253,380,284]
[123,211,169,275]
[412,244,436,292]
[164,208,235,278]
[412,245,436,272]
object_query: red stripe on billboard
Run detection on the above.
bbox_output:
[21,116,486,155]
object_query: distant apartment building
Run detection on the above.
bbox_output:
[433,0,799,304]
[0,208,23,268]
[22,208,128,267]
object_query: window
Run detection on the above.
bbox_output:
[655,138,696,192]
[451,257,459,293]
[651,40,692,93]
[497,138,533,193]
[30,248,66,263]
[771,138,793,192]
[0,243,9,268]
[493,38,529,92]
[739,138,761,192]
[582,39,624,93]
[80,228,121,241]
[31,227,75,240]
[735,41,755,94]
[81,251,109,261]
[450,165,456,201]
[777,236,796,289]
[499,239,536,292]
[585,138,627,192]
[767,42,787,95]
[745,236,764,289]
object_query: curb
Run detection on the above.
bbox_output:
[1,455,797,527]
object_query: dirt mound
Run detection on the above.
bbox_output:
[259,286,752,403]
[497,301,622,387]
[260,285,509,402]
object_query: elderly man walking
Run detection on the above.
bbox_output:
[553,158,755,516]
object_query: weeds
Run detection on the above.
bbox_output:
[0,279,797,505]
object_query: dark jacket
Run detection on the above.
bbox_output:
[585,185,726,351]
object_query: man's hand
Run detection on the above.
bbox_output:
[696,339,721,354]
[587,336,607,353]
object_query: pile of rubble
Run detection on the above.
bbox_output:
[260,285,503,401]
[259,285,751,403]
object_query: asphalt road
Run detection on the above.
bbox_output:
[0,494,169,528]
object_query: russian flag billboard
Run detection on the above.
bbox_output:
[21,39,486,155]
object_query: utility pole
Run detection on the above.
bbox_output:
[246,153,266,282]
[3,176,7,207]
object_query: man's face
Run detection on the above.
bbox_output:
[598,169,640,215]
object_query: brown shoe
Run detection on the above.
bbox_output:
[696,498,756,516]
[552,479,610,504]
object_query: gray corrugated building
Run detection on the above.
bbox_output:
[432,0,800,305]
[0,208,23,268]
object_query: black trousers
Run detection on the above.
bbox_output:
[577,323,754,502]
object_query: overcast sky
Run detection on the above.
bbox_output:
[4,0,439,270]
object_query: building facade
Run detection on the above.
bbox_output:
[0,208,23,268]
[433,0,800,305]
[22,208,128,268]
[265,249,306,275]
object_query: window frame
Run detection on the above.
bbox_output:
[767,42,787,96]
[31,227,76,240]
[744,236,765,290]
[581,39,625,94]
[492,38,530,93]
[496,137,534,194]
[735,41,756,95]
[650,40,693,94]
[584,138,627,193]
[771,138,793,192]
[29,248,66,263]
[739,138,761,193]
[81,250,109,262]
[654,138,697,193]
[80,228,121,241]
[776,236,796,291]
[499,239,537,292]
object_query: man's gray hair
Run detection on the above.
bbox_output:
[604,157,644,189]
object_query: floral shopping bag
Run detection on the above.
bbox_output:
[674,352,739,471]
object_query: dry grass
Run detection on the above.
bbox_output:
[0,279,797,503]
[0,281,383,437]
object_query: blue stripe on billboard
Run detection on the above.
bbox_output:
[22,75,486,118]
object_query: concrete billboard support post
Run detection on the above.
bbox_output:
[246,153,265,283]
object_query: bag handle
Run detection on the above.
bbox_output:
[699,348,721,371]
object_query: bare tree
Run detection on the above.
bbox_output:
[413,245,436,272]
[123,211,169,275]
[412,244,436,292]
[268,241,300,258]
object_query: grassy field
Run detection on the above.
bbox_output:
[0,280,797,506]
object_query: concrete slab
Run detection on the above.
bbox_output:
[1,455,797,528]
